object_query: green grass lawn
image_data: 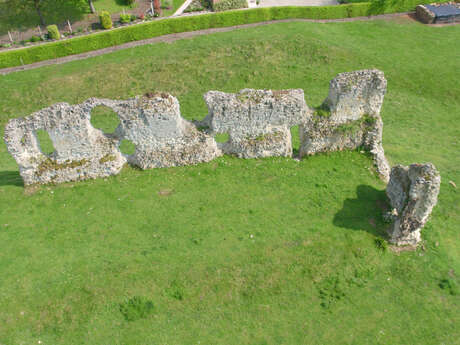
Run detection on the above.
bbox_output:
[0,18,459,344]
[94,0,138,13]
[161,0,190,16]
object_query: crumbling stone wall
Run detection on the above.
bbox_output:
[4,70,396,187]
[4,71,442,246]
[385,163,441,246]
[90,94,221,169]
[299,69,390,181]
[3,71,391,185]
[202,88,310,158]
[4,93,220,185]
[3,101,126,185]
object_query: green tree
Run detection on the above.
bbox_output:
[31,0,45,25]
[87,0,95,13]
[6,0,87,26]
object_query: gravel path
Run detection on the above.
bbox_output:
[0,13,410,76]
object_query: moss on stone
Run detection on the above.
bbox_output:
[336,115,376,135]
[37,158,89,174]
[314,103,331,118]
[245,131,284,146]
[336,122,359,134]
[99,154,116,164]
[362,115,377,126]
[255,134,266,141]
[236,91,264,104]
[197,125,210,132]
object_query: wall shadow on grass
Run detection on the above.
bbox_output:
[0,171,23,187]
[333,185,389,238]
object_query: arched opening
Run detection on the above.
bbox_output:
[35,129,55,156]
[119,139,136,156]
[290,125,300,157]
[90,105,120,134]
[214,133,230,144]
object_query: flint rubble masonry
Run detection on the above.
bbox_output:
[3,100,126,185]
[4,94,220,185]
[90,94,221,170]
[4,69,442,246]
[201,88,310,158]
[385,163,441,246]
[299,69,390,181]
[4,69,396,187]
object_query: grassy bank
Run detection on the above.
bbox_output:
[0,0,450,69]
[0,18,459,344]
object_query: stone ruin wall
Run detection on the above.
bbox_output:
[3,69,440,246]
[385,163,441,246]
[298,69,390,180]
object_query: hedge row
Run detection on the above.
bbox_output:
[0,0,447,69]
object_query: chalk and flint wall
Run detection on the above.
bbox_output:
[299,69,390,181]
[385,163,441,246]
[3,69,440,245]
[201,88,309,159]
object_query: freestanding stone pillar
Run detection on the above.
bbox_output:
[385,163,441,245]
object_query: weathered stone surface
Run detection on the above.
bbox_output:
[4,93,221,185]
[417,3,460,24]
[416,4,436,23]
[4,101,126,185]
[299,69,390,181]
[385,163,441,246]
[324,69,387,123]
[222,125,292,159]
[202,89,310,158]
[94,94,221,169]
[4,76,394,187]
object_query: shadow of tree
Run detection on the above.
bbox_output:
[115,0,129,6]
[0,171,23,187]
[333,184,389,238]
[91,22,102,30]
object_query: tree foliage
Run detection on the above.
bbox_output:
[2,0,88,26]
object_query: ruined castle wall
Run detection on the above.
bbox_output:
[3,69,441,246]
[299,70,390,181]
[3,70,391,185]
[202,88,310,158]
[3,101,126,185]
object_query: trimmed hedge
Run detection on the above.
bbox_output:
[46,25,61,40]
[0,0,449,69]
[99,11,113,29]
[120,13,132,23]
